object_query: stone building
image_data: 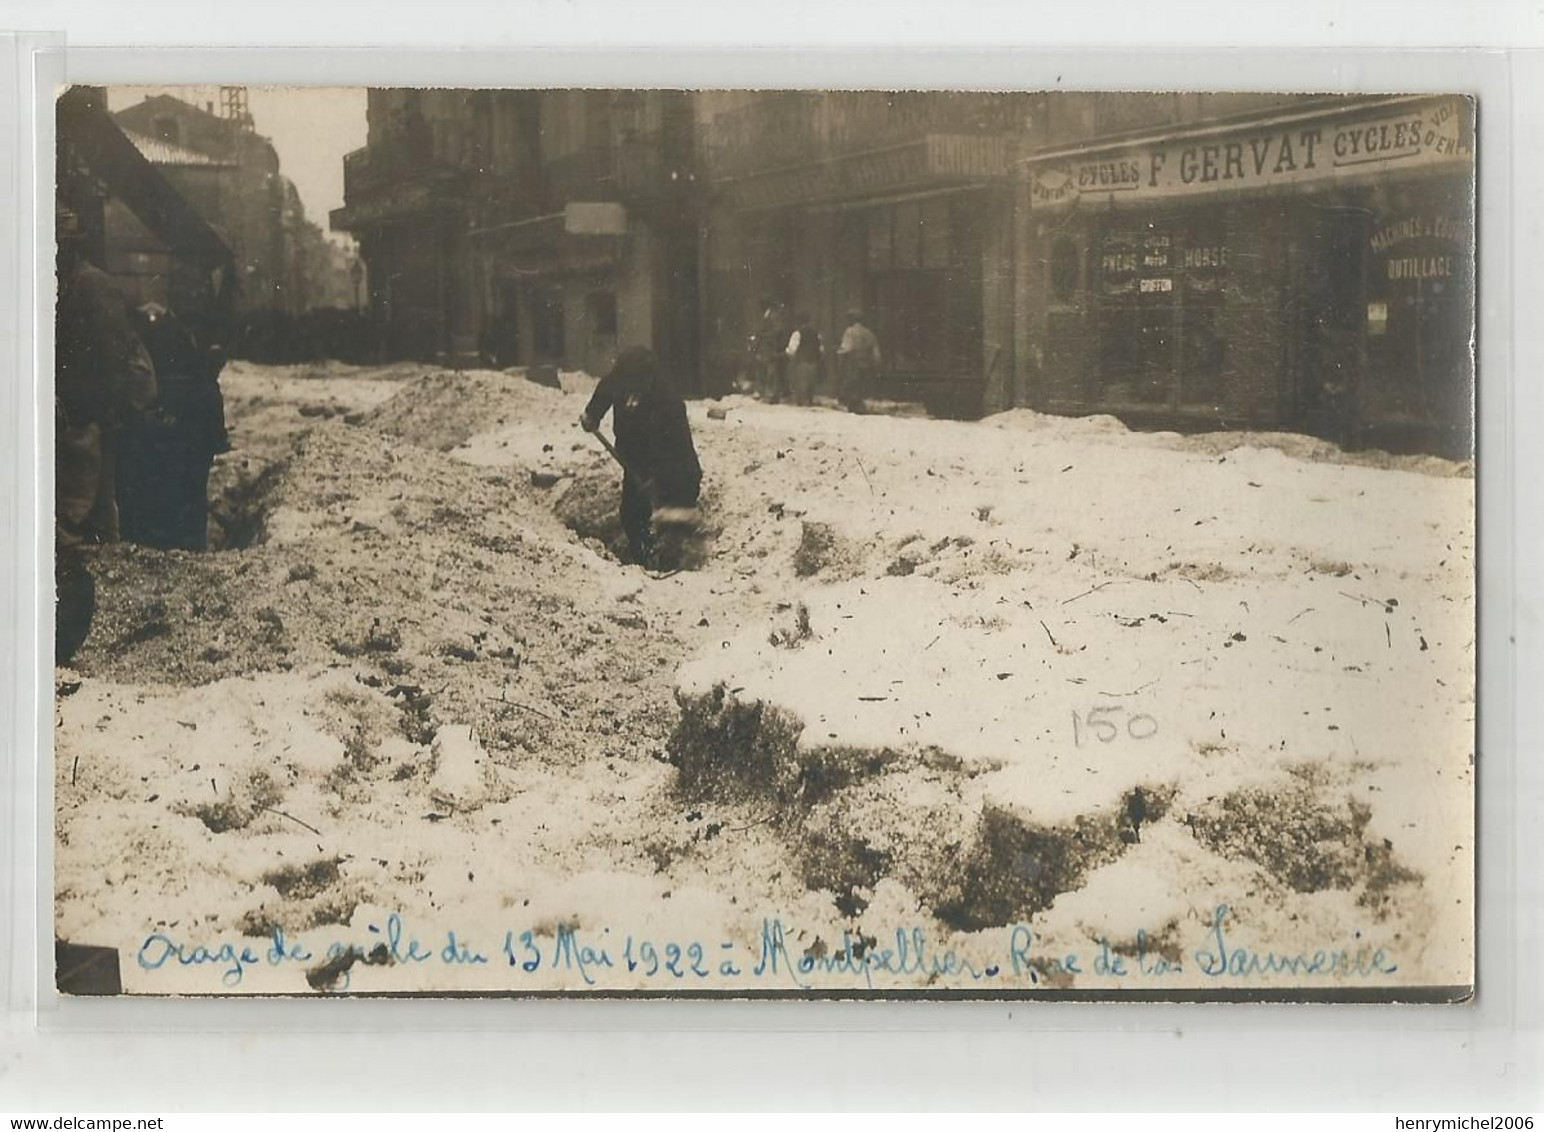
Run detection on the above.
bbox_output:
[98,123,238,314]
[57,86,237,345]
[112,92,357,329]
[694,91,1029,414]
[331,90,1476,453]
[1017,93,1475,454]
[331,89,700,380]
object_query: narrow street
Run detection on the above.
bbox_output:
[54,361,1475,993]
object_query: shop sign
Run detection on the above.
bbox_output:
[733,144,930,210]
[1384,255,1456,282]
[564,202,628,236]
[1367,301,1389,335]
[1102,227,1229,297]
[1370,213,1470,254]
[1029,97,1472,208]
[1181,245,1229,269]
[730,134,1010,211]
[1370,211,1468,285]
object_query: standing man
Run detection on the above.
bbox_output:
[119,302,230,550]
[784,311,823,407]
[580,346,703,567]
[757,297,789,403]
[56,206,158,546]
[54,204,157,661]
[835,309,882,414]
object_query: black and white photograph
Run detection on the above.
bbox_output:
[51,85,1476,997]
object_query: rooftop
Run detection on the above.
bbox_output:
[120,126,237,168]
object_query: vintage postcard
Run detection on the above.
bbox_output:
[51,86,1475,997]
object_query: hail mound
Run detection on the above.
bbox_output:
[72,420,629,696]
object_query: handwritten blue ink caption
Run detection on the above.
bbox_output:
[134,905,1397,989]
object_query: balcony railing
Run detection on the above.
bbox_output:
[540,133,678,207]
[701,91,1032,180]
[542,144,617,204]
[342,119,486,201]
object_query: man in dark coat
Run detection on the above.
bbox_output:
[580,346,702,566]
[118,302,230,550]
[56,220,157,547]
[54,205,157,662]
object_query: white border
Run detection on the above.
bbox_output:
[3,6,1541,1112]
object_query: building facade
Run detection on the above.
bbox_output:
[112,93,358,329]
[332,89,700,379]
[1017,93,1475,454]
[57,86,237,347]
[695,91,1029,413]
[329,89,485,362]
[99,126,237,313]
[331,90,1476,455]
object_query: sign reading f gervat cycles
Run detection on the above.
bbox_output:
[1027,95,1474,208]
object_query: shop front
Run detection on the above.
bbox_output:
[472,209,625,375]
[332,175,477,363]
[1020,95,1475,454]
[469,202,696,384]
[700,123,1017,416]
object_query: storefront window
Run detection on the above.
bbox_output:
[586,288,618,338]
[1050,236,1079,303]
[1097,225,1172,405]
[893,201,922,269]
[1176,216,1227,407]
[863,197,984,376]
[1092,210,1229,411]
[866,209,892,271]
[530,284,565,360]
[1362,179,1473,435]
[922,199,951,269]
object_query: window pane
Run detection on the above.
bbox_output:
[922,199,950,269]
[894,201,922,269]
[867,208,891,271]
[1050,237,1079,303]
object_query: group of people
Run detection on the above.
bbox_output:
[55,206,230,663]
[751,302,882,413]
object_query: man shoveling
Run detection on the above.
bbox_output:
[580,346,703,570]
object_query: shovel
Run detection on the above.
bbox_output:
[590,428,702,565]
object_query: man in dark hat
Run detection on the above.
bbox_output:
[580,345,703,567]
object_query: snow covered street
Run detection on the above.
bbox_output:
[53,361,1474,995]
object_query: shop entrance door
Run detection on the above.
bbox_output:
[1092,209,1235,416]
[1362,179,1473,452]
[864,195,984,407]
[1095,225,1179,408]
[1294,201,1368,441]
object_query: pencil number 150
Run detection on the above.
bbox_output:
[1072,706,1158,747]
